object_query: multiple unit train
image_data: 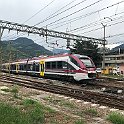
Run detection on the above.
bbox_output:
[1,54,96,81]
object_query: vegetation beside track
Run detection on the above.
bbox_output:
[0,73,124,124]
[107,112,124,124]
[101,74,124,80]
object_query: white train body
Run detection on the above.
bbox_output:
[2,54,96,81]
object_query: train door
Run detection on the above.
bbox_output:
[40,60,45,77]
[16,63,19,73]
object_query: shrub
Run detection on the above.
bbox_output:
[75,119,85,124]
[107,112,124,124]
[84,108,98,116]
[11,86,19,98]
[0,102,29,124]
[0,102,45,124]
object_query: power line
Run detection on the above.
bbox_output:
[2,0,77,41]
[3,0,124,40]
[2,0,56,40]
[69,13,124,33]
[44,0,104,27]
[23,0,56,24]
[80,19,124,35]
[106,32,124,39]
[107,41,124,45]
[34,0,87,26]
[2,0,124,48]
[50,1,124,29]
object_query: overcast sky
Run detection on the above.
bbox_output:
[0,0,124,50]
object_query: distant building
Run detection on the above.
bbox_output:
[104,53,124,74]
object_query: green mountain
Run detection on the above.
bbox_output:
[0,37,52,63]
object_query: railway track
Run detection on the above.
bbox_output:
[0,74,124,110]
[88,79,124,95]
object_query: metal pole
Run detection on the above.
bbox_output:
[101,23,106,69]
[102,17,112,69]
[0,27,2,72]
[8,41,11,77]
[0,27,4,41]
[0,27,1,42]
[103,25,106,69]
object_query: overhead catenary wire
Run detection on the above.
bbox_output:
[69,13,124,33]
[79,19,124,35]
[50,0,124,29]
[1,0,57,40]
[106,32,124,39]
[1,0,102,42]
[23,0,56,24]
[2,0,77,40]
[1,0,124,49]
[34,0,87,27]
[42,0,104,27]
[2,0,124,40]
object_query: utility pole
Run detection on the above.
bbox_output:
[0,27,4,42]
[8,41,12,77]
[0,27,2,42]
[101,23,106,69]
[101,17,112,69]
[0,27,4,72]
[67,39,70,49]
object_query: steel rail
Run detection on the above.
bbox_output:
[0,75,124,110]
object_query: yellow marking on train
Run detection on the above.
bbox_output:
[16,63,19,73]
[40,60,45,77]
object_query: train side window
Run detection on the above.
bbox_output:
[70,57,80,67]
[24,64,27,70]
[27,64,31,71]
[10,65,12,70]
[32,63,36,71]
[57,61,62,69]
[62,61,75,70]
[62,62,67,69]
[12,64,16,70]
[36,64,39,71]
[30,64,33,71]
[52,62,56,69]
[19,65,21,70]
[46,62,51,69]
[3,65,6,69]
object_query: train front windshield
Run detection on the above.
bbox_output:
[80,58,94,67]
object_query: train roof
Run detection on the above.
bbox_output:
[73,54,89,58]
[2,54,90,65]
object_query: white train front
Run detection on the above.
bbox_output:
[2,54,96,81]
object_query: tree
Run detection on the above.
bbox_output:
[70,40,102,66]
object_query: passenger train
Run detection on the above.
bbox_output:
[1,54,96,81]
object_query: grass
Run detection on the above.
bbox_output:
[1,85,20,98]
[22,98,38,106]
[22,98,56,113]
[0,98,57,124]
[44,96,76,109]
[103,74,124,79]
[75,119,85,124]
[77,108,98,117]
[1,88,10,92]
[0,102,35,124]
[84,108,98,116]
[10,86,19,98]
[60,100,76,109]
[107,112,124,124]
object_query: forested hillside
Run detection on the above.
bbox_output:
[0,37,52,62]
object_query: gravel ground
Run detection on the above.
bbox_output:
[0,74,124,124]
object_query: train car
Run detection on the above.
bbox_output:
[2,54,96,81]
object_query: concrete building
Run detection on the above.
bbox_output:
[104,54,124,74]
